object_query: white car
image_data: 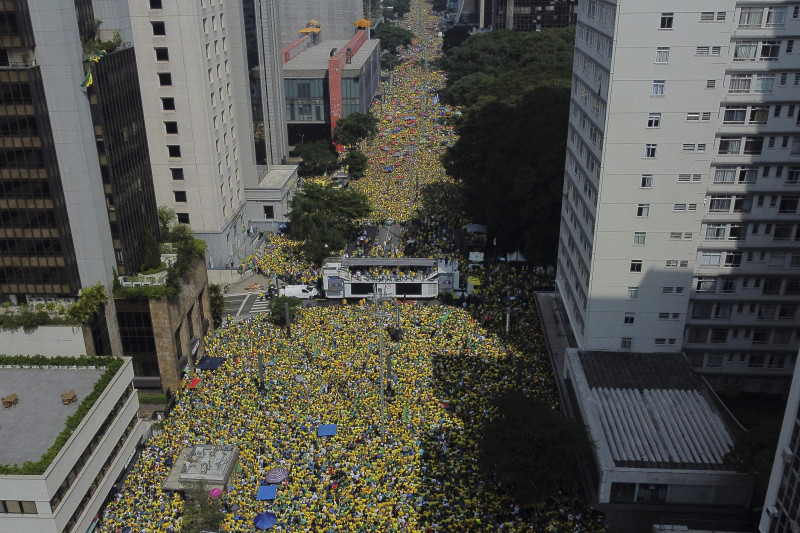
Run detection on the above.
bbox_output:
[278,285,319,299]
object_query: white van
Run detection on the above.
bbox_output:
[278,285,319,299]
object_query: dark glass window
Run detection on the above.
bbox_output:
[155,47,169,61]
[164,121,178,134]
[170,168,184,180]
[158,73,172,86]
[167,145,181,157]
[173,190,187,202]
[177,212,190,224]
[161,97,175,111]
[263,205,274,219]
[151,21,166,36]
[149,0,163,9]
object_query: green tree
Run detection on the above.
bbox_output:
[158,206,176,240]
[442,25,470,53]
[269,295,302,326]
[443,86,569,265]
[289,182,370,263]
[479,391,590,506]
[372,23,414,55]
[140,229,162,272]
[392,0,411,18]
[292,140,338,176]
[180,480,224,533]
[209,284,225,329]
[381,51,401,71]
[332,112,378,147]
[342,149,369,179]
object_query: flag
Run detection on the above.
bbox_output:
[432,93,439,105]
[403,405,409,423]
[435,309,451,325]
[80,70,93,88]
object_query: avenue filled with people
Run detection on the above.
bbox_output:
[97,1,605,531]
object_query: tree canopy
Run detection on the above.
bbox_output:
[332,112,378,147]
[269,295,302,326]
[180,480,224,533]
[288,182,371,263]
[341,149,369,179]
[440,27,574,266]
[372,22,414,55]
[479,391,590,506]
[442,25,470,54]
[292,140,338,176]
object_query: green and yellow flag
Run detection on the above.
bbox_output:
[80,69,93,88]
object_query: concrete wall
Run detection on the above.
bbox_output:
[0,326,86,357]
[147,258,211,392]
[0,358,143,533]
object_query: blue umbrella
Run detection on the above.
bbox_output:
[254,511,277,529]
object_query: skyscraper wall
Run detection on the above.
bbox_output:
[556,0,800,393]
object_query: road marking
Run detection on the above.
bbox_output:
[236,294,251,317]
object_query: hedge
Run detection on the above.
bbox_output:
[0,355,123,475]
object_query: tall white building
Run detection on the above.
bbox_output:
[760,347,800,532]
[556,0,800,393]
[130,0,260,265]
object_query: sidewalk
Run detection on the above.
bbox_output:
[534,291,578,418]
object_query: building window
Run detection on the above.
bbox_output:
[155,47,169,61]
[647,113,661,128]
[633,232,646,245]
[170,168,184,180]
[149,0,163,8]
[164,121,178,134]
[706,79,716,89]
[177,213,190,224]
[158,73,172,86]
[636,204,650,217]
[161,97,175,111]
[640,175,653,188]
[627,287,639,298]
[739,7,763,27]
[621,338,632,349]
[645,144,657,158]
[167,145,181,158]
[655,47,670,63]
[151,21,166,36]
[174,191,187,203]
[652,80,665,95]
[624,313,635,324]
[779,195,799,213]
[630,260,643,272]
[263,205,274,219]
[660,12,674,29]
[700,12,714,22]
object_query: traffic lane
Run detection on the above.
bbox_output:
[224,294,250,317]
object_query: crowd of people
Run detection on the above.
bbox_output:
[349,5,457,223]
[97,2,604,531]
[99,296,602,532]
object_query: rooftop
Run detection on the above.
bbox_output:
[0,367,103,466]
[283,39,379,76]
[255,165,298,190]
[570,350,742,470]
[162,445,239,491]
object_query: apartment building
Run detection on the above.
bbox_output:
[760,347,800,532]
[130,0,258,265]
[556,0,800,393]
